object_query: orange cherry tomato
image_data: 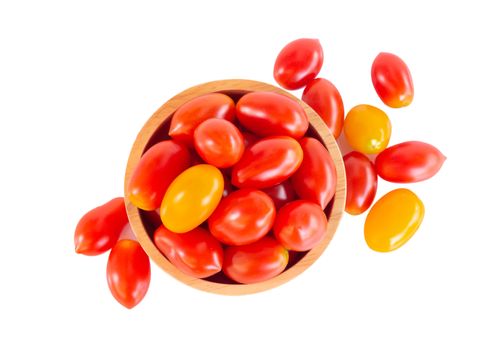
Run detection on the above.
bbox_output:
[372,52,414,108]
[365,189,424,252]
[375,141,446,183]
[273,200,327,252]
[344,104,391,154]
[160,164,224,233]
[107,239,150,309]
[74,197,127,256]
[208,189,275,246]
[232,136,303,189]
[127,140,191,210]
[274,38,324,90]
[344,152,378,215]
[223,237,289,284]
[237,92,309,139]
[154,225,223,278]
[169,93,235,144]
[302,78,344,139]
[262,180,296,210]
[194,119,245,168]
[291,137,337,209]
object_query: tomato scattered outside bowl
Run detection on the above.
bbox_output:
[124,79,346,295]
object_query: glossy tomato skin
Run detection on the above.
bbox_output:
[263,180,296,210]
[160,164,224,233]
[236,92,308,139]
[344,152,378,215]
[194,119,244,168]
[302,78,344,139]
[208,189,275,246]
[128,140,191,210]
[372,52,414,108]
[223,237,289,284]
[232,136,303,189]
[154,226,223,278]
[169,93,236,144]
[74,197,128,256]
[107,239,151,309]
[274,200,327,251]
[291,137,337,209]
[344,104,391,154]
[365,189,424,252]
[274,38,324,90]
[375,141,446,183]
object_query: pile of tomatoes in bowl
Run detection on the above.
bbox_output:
[74,36,446,309]
[128,88,338,285]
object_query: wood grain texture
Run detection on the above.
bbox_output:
[124,79,346,295]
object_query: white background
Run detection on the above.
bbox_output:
[1,1,495,349]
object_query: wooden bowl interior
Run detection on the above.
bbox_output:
[125,80,345,295]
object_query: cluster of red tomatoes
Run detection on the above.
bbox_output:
[74,37,446,309]
[131,89,336,283]
[273,38,445,252]
[75,85,337,308]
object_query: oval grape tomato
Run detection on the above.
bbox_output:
[274,38,324,90]
[344,104,391,154]
[74,197,128,256]
[344,152,377,215]
[154,226,223,278]
[107,239,150,309]
[302,78,344,139]
[365,189,424,252]
[208,189,275,246]
[372,52,414,108]
[237,92,308,139]
[223,237,289,284]
[160,164,223,233]
[232,136,303,189]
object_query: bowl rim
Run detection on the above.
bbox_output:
[124,79,346,295]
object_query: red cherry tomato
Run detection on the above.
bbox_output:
[242,131,259,149]
[127,140,191,210]
[375,141,446,183]
[107,239,150,309]
[232,136,303,189]
[291,137,337,209]
[344,152,378,215]
[371,52,414,108]
[236,92,309,139]
[223,237,289,284]
[274,200,327,251]
[193,119,245,168]
[273,38,324,90]
[154,226,223,278]
[263,180,296,210]
[208,189,275,246]
[302,78,344,139]
[74,197,127,256]
[169,93,235,144]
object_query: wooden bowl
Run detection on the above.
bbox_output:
[124,79,346,295]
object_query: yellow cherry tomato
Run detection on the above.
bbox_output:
[344,104,391,154]
[364,188,424,252]
[160,164,223,233]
